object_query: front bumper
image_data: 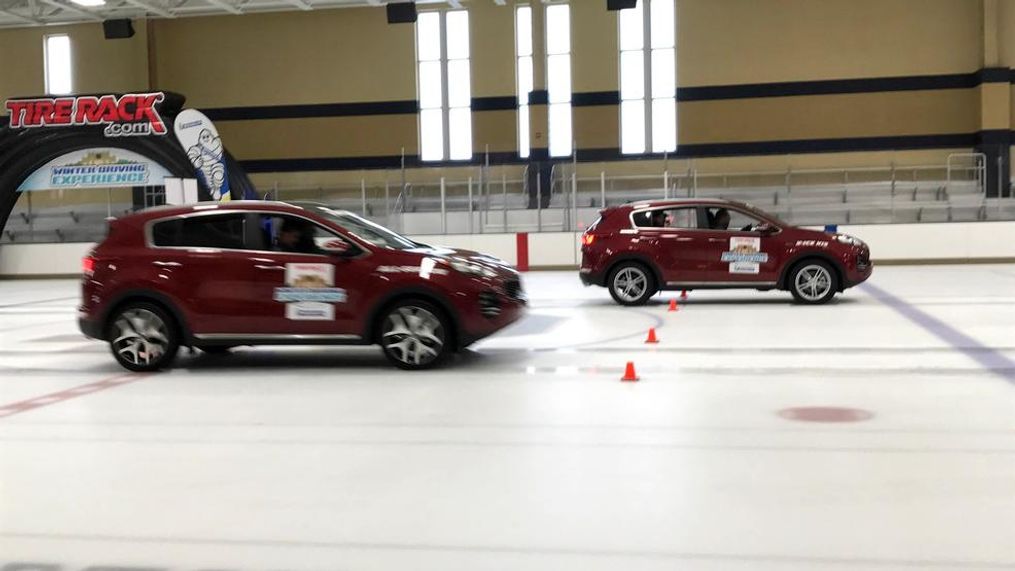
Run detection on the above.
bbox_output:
[842,249,873,288]
[460,297,526,347]
[458,277,527,347]
[845,261,874,288]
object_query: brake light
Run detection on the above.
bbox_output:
[581,234,596,246]
[82,256,96,276]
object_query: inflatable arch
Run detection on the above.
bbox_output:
[0,91,256,238]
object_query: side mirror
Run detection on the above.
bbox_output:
[757,223,779,235]
[317,237,358,256]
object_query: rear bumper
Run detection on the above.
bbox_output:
[78,313,103,340]
[579,267,607,287]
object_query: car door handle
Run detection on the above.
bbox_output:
[254,265,285,271]
[708,238,726,243]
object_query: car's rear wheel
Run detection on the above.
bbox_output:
[107,302,179,372]
[379,300,451,370]
[608,262,656,306]
[789,260,838,304]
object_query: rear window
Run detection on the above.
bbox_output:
[152,214,246,249]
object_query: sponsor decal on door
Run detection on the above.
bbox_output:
[273,263,346,320]
[721,237,768,274]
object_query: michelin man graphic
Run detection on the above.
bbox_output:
[187,129,227,201]
[173,109,232,202]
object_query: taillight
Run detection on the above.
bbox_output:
[82,256,96,277]
[581,234,596,246]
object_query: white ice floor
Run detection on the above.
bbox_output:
[1,265,1014,570]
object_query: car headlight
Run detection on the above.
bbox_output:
[449,258,497,279]
[834,234,865,248]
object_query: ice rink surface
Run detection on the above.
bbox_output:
[1,265,1014,570]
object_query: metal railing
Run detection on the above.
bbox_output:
[3,156,1014,244]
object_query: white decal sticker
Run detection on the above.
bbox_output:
[729,262,760,274]
[273,263,346,320]
[722,237,768,274]
[286,302,335,321]
[795,240,829,248]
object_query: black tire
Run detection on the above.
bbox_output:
[607,262,657,306]
[106,301,180,372]
[788,260,839,304]
[378,299,452,370]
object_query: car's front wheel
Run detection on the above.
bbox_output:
[107,302,179,372]
[379,300,451,370]
[789,260,838,304]
[608,262,657,306]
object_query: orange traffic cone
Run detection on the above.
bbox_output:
[621,361,640,382]
[680,289,688,300]
[645,328,659,344]
[668,299,678,312]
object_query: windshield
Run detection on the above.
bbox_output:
[297,204,418,250]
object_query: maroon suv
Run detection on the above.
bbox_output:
[580,199,872,305]
[79,201,525,371]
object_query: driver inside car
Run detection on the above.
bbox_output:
[650,210,668,227]
[711,208,731,230]
[276,218,318,254]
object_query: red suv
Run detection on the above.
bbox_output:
[580,199,872,305]
[79,201,525,371]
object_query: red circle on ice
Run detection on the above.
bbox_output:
[777,406,874,423]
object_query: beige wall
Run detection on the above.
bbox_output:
[469,1,515,98]
[0,22,148,103]
[152,8,415,107]
[572,0,618,93]
[0,0,1010,187]
[678,0,983,87]
[681,89,980,144]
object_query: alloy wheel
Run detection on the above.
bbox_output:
[794,264,832,302]
[382,305,446,367]
[111,308,170,367]
[613,267,649,303]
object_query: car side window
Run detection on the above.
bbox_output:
[704,207,764,232]
[661,207,697,229]
[633,207,697,229]
[260,214,343,255]
[152,214,247,249]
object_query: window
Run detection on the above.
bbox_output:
[44,35,72,95]
[546,3,572,157]
[704,207,764,232]
[620,0,675,154]
[152,214,246,250]
[417,10,472,162]
[259,215,347,255]
[306,206,418,250]
[633,207,696,228]
[516,6,533,159]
